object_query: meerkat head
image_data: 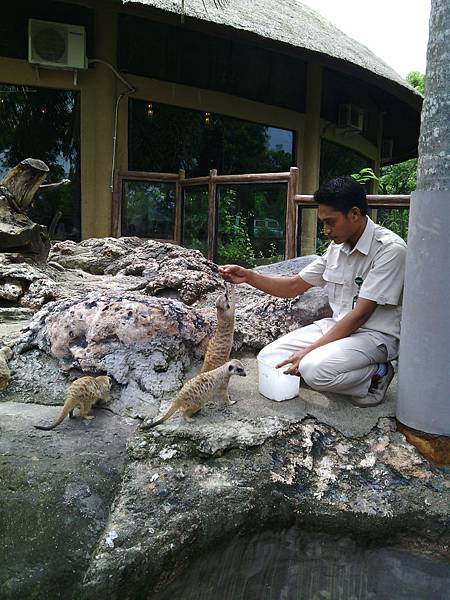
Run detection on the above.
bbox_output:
[96,375,112,401]
[215,284,235,313]
[0,347,12,361]
[227,359,246,377]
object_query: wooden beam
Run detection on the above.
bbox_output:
[207,169,217,261]
[117,170,179,182]
[294,194,411,207]
[212,172,290,184]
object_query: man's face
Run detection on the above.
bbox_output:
[318,205,359,245]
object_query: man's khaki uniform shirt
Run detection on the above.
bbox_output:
[299,217,407,360]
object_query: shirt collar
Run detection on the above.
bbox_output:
[342,217,375,256]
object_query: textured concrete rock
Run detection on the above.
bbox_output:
[49,238,221,305]
[79,417,450,600]
[11,291,213,418]
[2,242,447,600]
[0,402,136,600]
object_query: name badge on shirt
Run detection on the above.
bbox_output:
[352,276,364,309]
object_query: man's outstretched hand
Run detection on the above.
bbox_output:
[276,349,311,376]
[218,264,249,285]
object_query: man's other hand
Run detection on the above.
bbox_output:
[276,349,311,376]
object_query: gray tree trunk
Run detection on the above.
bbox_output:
[397,0,450,434]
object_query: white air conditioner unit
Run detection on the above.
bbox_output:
[338,104,364,132]
[28,19,87,70]
[381,138,394,162]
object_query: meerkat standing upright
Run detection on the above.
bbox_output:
[201,284,235,373]
[201,284,236,403]
[0,346,12,391]
[141,359,246,429]
[34,375,111,431]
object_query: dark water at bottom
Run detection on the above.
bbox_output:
[151,529,450,600]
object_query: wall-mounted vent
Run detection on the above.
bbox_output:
[381,138,394,163]
[338,104,364,132]
[28,19,86,70]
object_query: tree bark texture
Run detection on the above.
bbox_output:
[416,0,450,191]
[0,159,51,262]
[397,0,450,441]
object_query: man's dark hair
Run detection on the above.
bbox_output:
[314,176,368,216]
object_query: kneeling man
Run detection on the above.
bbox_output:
[219,176,406,407]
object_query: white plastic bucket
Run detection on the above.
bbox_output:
[257,353,300,401]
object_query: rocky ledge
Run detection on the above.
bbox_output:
[0,239,448,600]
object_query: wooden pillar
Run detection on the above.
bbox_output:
[207,169,217,261]
[285,166,299,258]
[81,7,117,239]
[174,169,185,244]
[299,61,323,256]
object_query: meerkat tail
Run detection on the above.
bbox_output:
[34,402,73,431]
[141,402,179,430]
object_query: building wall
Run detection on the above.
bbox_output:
[0,2,380,240]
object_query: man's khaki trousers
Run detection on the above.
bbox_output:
[257,324,388,398]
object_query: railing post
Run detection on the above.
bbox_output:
[174,169,185,245]
[285,166,299,259]
[207,169,217,261]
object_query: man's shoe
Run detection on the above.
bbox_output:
[351,362,395,408]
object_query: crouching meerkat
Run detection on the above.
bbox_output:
[141,359,246,429]
[34,375,111,431]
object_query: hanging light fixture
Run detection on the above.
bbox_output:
[147,102,154,119]
[40,104,47,114]
[205,111,211,126]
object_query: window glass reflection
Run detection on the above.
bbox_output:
[0,83,81,241]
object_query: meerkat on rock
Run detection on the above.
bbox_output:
[34,375,111,431]
[201,284,237,404]
[0,346,13,391]
[141,359,246,429]
[201,284,235,373]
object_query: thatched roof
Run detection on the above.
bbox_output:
[122,0,419,95]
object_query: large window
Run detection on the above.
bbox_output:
[121,181,175,239]
[216,184,287,267]
[0,84,81,241]
[320,139,370,185]
[129,99,295,177]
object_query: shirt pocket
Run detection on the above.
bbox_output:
[323,265,345,305]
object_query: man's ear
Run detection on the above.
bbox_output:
[350,206,362,221]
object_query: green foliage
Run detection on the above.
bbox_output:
[349,166,413,242]
[406,71,425,95]
[380,159,417,194]
[351,167,381,186]
[123,182,175,237]
[183,187,208,255]
[217,189,256,267]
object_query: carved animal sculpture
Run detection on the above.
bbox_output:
[34,375,111,431]
[141,359,246,429]
[0,346,13,391]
